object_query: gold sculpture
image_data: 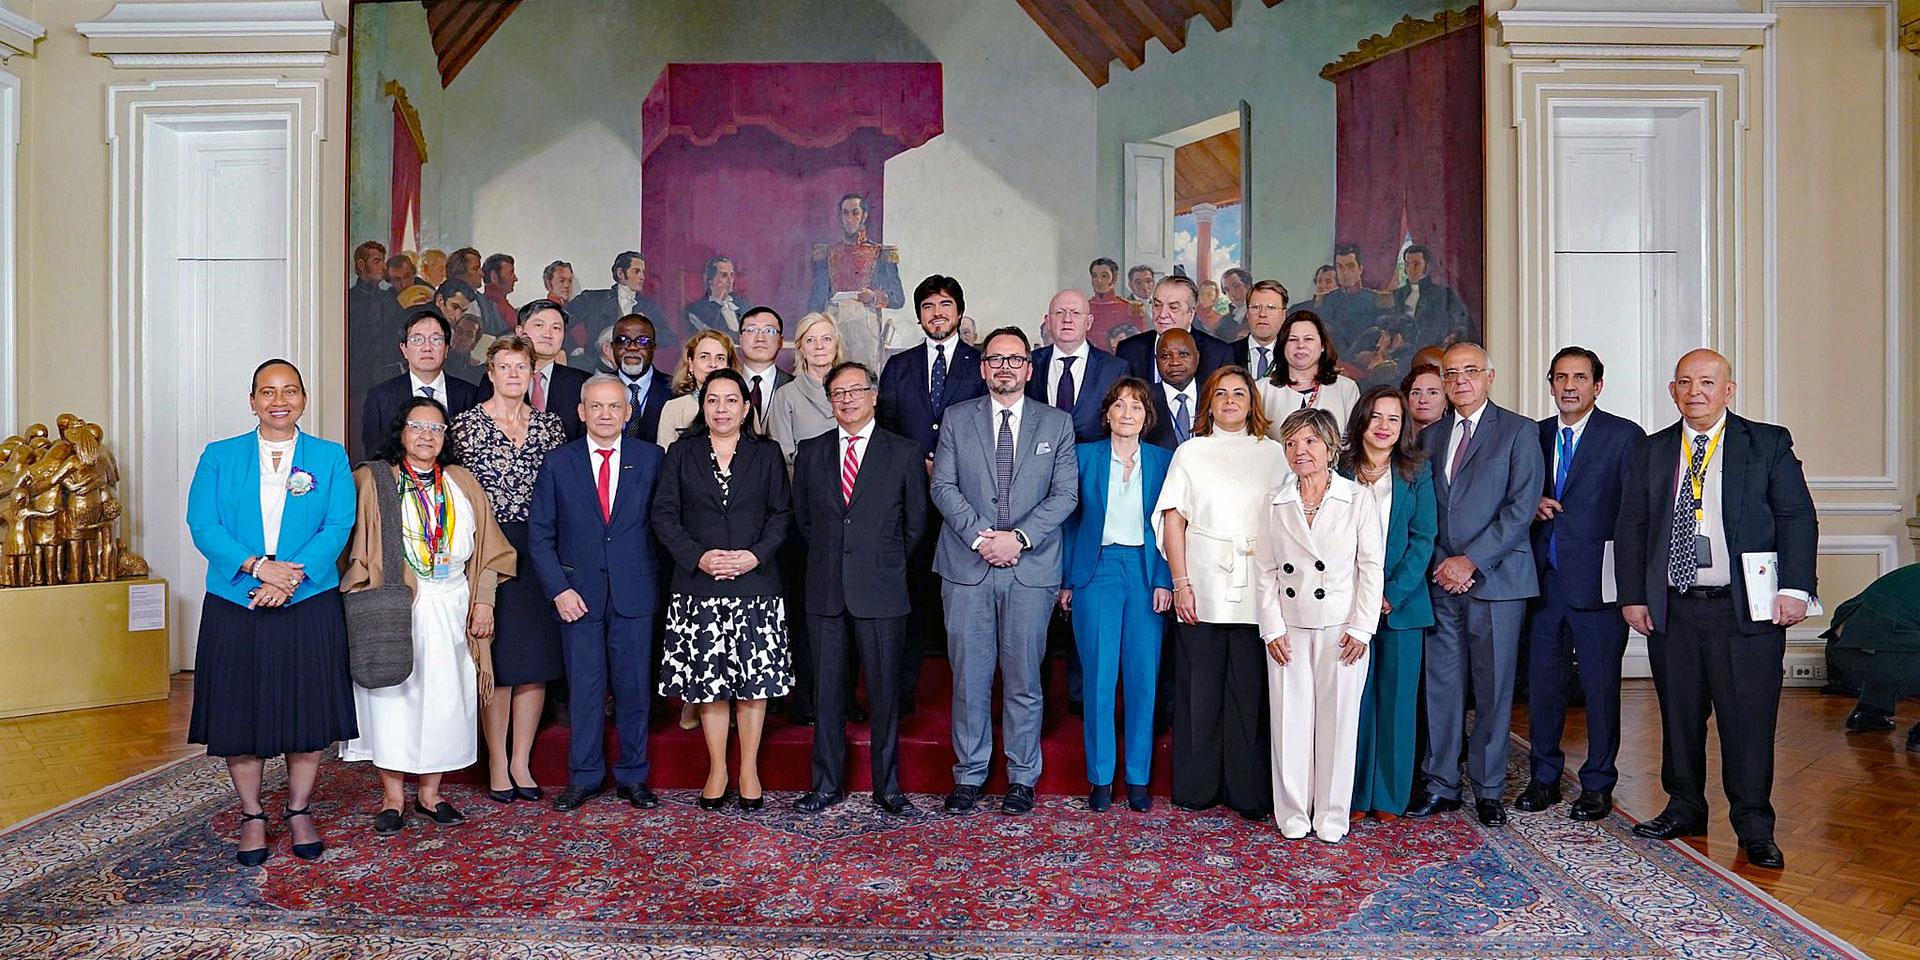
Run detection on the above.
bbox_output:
[0,415,147,587]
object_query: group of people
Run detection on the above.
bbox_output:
[191,258,1815,872]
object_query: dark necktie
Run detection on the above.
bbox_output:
[626,381,644,431]
[930,344,949,417]
[1055,356,1078,411]
[1255,346,1271,380]
[420,385,435,399]
[1669,433,1710,589]
[1449,418,1474,480]
[995,409,1014,530]
[750,374,764,419]
[1173,393,1191,444]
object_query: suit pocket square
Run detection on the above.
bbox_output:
[1036,442,1052,456]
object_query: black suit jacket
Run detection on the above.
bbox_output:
[480,362,588,440]
[1614,412,1818,635]
[1529,408,1643,610]
[1024,345,1129,443]
[359,372,480,461]
[684,296,753,335]
[877,339,985,458]
[650,433,791,598]
[1116,327,1232,384]
[792,425,927,618]
[620,369,675,444]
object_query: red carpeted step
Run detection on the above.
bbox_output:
[452,660,1175,796]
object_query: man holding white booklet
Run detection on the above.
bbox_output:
[1614,348,1817,871]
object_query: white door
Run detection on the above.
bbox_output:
[140,121,291,668]
[1123,141,1176,279]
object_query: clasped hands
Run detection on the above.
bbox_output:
[974,530,1022,567]
[1432,555,1477,595]
[698,548,761,581]
[247,558,304,609]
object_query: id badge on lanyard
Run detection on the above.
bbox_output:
[1688,427,1724,568]
[431,552,451,580]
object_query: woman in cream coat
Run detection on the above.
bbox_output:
[1254,407,1385,843]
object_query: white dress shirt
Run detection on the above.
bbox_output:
[618,366,656,414]
[1046,340,1092,408]
[1444,400,1490,483]
[1161,380,1199,428]
[924,334,960,394]
[531,361,559,412]
[1552,408,1594,479]
[837,420,873,469]
[257,432,297,555]
[617,286,637,317]
[1247,337,1277,380]
[587,435,622,515]
[1362,470,1393,544]
[969,397,1029,551]
[742,361,780,410]
[409,370,450,402]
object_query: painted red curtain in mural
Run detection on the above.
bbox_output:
[390,102,423,254]
[1332,23,1483,327]
[641,62,943,347]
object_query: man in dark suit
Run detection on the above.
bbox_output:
[791,361,927,815]
[1390,244,1473,352]
[348,240,400,455]
[359,310,481,461]
[565,252,664,369]
[684,255,752,336]
[1116,275,1231,384]
[1515,346,1645,821]
[931,326,1079,816]
[1229,279,1289,381]
[1407,342,1545,828]
[609,314,672,443]
[735,306,794,429]
[481,299,589,440]
[528,374,668,812]
[878,275,985,712]
[1615,348,1815,870]
[1142,329,1198,451]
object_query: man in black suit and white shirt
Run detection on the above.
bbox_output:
[567,252,665,367]
[1116,275,1231,385]
[359,310,481,461]
[1229,279,1290,381]
[1143,329,1200,451]
[1028,290,1129,443]
[1615,349,1816,871]
[791,362,927,815]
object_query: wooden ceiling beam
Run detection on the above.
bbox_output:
[1185,0,1232,33]
[1120,0,1184,54]
[1063,0,1143,71]
[1014,0,1110,85]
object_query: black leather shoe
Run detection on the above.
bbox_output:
[488,787,517,804]
[235,809,271,865]
[283,806,324,861]
[1846,707,1896,732]
[1743,837,1786,869]
[1088,784,1112,812]
[1632,811,1708,839]
[874,793,913,815]
[1236,806,1271,823]
[1127,784,1152,812]
[616,784,659,809]
[1002,784,1036,816]
[789,707,815,727]
[372,807,404,836]
[1067,700,1083,717]
[1405,793,1462,818]
[795,791,844,814]
[944,784,982,814]
[1513,780,1560,812]
[898,696,917,716]
[847,704,868,724]
[552,786,601,811]
[1569,789,1613,821]
[1476,799,1507,826]
[413,800,465,825]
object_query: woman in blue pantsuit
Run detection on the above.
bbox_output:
[1060,377,1174,813]
[1340,384,1436,819]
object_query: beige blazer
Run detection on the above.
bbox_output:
[1253,472,1386,643]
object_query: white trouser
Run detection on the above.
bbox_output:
[1266,623,1370,841]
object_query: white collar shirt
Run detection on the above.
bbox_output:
[1046,340,1091,408]
[587,435,622,514]
[1446,401,1490,483]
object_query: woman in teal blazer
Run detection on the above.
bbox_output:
[1339,385,1437,818]
[185,359,357,866]
[1060,377,1174,813]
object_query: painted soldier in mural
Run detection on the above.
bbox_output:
[811,193,904,369]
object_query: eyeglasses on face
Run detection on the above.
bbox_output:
[404,420,447,434]
[1442,367,1486,381]
[611,335,655,347]
[405,334,447,347]
[741,325,781,338]
[983,355,1029,369]
[828,386,873,401]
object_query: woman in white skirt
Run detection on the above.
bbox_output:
[341,396,515,836]
[1253,407,1385,843]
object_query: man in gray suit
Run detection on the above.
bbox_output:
[930,325,1079,816]
[1406,342,1545,827]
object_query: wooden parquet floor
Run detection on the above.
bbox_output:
[0,676,1914,955]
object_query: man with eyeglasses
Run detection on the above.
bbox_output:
[1406,342,1545,828]
[734,306,793,433]
[609,314,672,443]
[359,310,480,461]
[930,326,1079,816]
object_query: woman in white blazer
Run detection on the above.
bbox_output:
[1254,407,1385,843]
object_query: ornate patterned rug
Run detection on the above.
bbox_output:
[0,752,1867,959]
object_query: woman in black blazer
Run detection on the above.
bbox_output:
[652,368,793,811]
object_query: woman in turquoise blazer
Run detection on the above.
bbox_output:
[1339,384,1437,819]
[1060,377,1174,813]
[185,359,357,866]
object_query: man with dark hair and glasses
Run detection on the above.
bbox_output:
[359,310,480,461]
[609,314,672,442]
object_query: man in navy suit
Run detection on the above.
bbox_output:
[1142,329,1199,451]
[1615,349,1816,870]
[608,313,672,443]
[528,374,667,812]
[1516,347,1644,821]
[1116,275,1231,384]
[1229,279,1289,381]
[1406,342,1546,828]
[481,299,589,440]
[359,310,480,461]
[879,275,985,712]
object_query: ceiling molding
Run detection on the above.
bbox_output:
[0,2,46,60]
[75,2,340,67]
[1496,0,1775,30]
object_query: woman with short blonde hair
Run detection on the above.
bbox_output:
[767,313,844,469]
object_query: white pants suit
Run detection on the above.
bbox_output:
[1267,624,1370,840]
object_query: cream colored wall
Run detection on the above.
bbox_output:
[8,0,351,443]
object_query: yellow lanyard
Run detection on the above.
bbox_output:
[1684,426,1725,522]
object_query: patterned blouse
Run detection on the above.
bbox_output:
[449,406,567,523]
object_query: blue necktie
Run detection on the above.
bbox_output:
[420,385,435,399]
[930,344,949,419]
[1550,426,1573,566]
[1173,393,1191,444]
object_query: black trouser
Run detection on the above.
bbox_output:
[1648,588,1784,840]
[901,505,947,709]
[1525,568,1629,791]
[1831,648,1920,715]
[1171,621,1270,815]
[785,538,856,717]
[808,612,905,797]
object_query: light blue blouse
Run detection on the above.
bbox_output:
[1100,448,1146,547]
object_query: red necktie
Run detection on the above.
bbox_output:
[595,448,614,522]
[841,435,861,505]
[531,371,548,412]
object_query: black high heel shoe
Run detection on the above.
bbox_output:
[282,807,324,861]
[738,793,765,812]
[235,809,271,867]
[697,788,733,811]
[488,785,517,804]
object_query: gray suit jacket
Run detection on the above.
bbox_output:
[929,396,1080,588]
[1421,401,1545,602]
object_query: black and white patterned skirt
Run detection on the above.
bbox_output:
[659,594,792,702]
